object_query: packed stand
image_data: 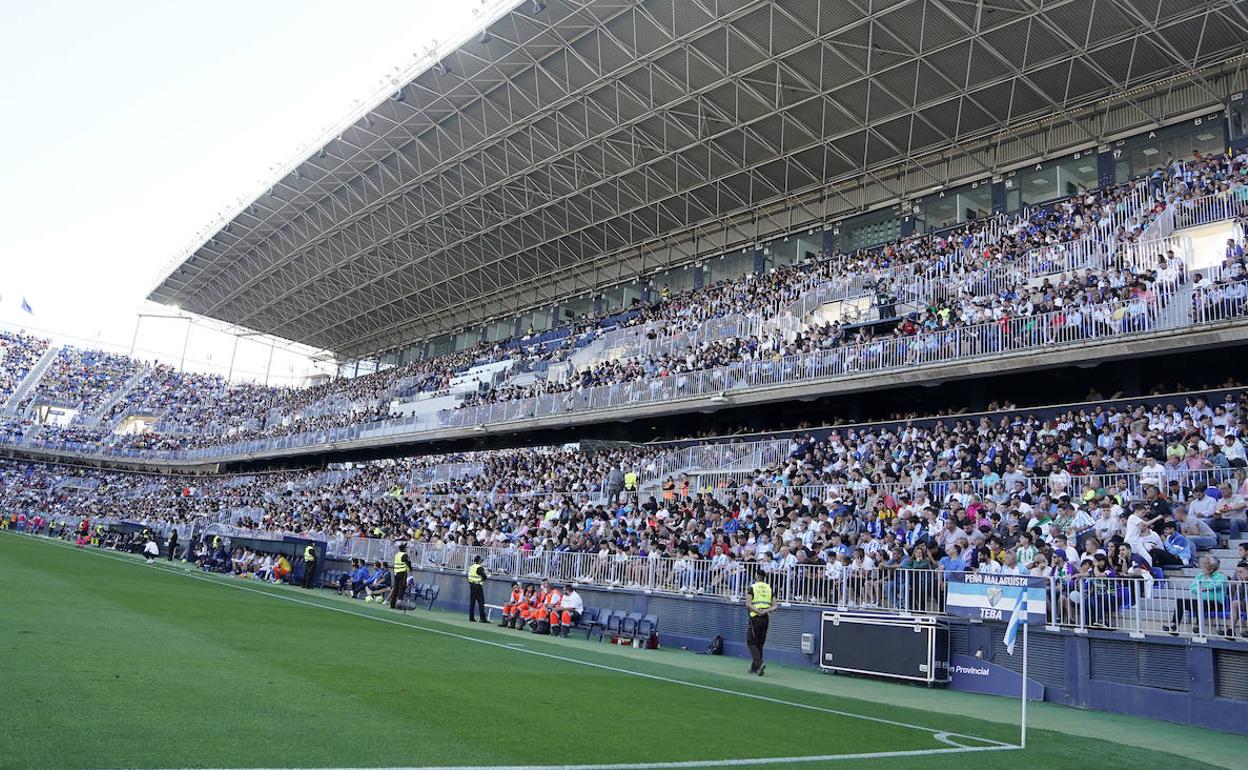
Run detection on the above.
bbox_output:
[17,345,139,416]
[5,386,1248,636]
[0,331,49,405]
[3,153,1248,459]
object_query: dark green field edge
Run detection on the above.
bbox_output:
[0,533,1227,770]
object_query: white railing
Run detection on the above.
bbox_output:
[14,519,1246,642]
[441,292,1179,430]
[6,185,1246,464]
[704,467,1241,509]
[17,278,1241,464]
[1192,283,1248,325]
[342,539,1248,642]
[1046,573,1246,640]
[1171,191,1246,231]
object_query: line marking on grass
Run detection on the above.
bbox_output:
[8,534,1022,765]
[146,744,1015,770]
[175,567,1016,750]
[932,732,974,749]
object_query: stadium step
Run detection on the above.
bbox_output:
[3,343,60,414]
[81,367,149,429]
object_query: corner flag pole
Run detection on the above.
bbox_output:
[1020,621,1029,749]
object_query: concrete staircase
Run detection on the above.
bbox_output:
[3,343,60,414]
[79,367,148,429]
[1112,535,1248,637]
[637,437,796,497]
[1156,284,1194,330]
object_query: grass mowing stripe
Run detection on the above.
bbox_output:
[55,537,1011,750]
[11,533,1231,770]
[141,743,1017,770]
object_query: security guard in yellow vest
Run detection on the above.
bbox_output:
[746,574,776,676]
[389,543,411,609]
[467,555,488,622]
[301,543,317,589]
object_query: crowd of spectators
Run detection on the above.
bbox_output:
[105,364,281,434]
[16,346,138,417]
[0,331,49,405]
[1,151,1246,461]
[5,387,1247,608]
[454,150,1248,410]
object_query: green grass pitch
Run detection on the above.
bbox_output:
[1,532,1241,769]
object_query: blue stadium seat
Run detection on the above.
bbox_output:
[574,607,599,636]
[637,613,658,638]
[622,612,643,637]
[589,610,614,641]
[603,611,625,641]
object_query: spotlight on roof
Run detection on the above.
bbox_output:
[433,61,449,76]
[531,0,546,13]
[392,89,406,103]
[479,30,492,44]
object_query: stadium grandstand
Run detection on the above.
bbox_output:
[7,1,1248,768]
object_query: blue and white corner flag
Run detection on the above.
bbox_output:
[20,298,33,315]
[1003,584,1028,655]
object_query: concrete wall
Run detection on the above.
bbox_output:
[398,567,1248,736]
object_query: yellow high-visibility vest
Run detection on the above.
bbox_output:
[749,581,772,617]
[468,563,485,585]
[394,551,409,574]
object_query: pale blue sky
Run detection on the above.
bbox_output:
[0,0,503,383]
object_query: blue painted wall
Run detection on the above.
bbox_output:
[383,567,1248,735]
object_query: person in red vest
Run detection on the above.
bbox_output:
[539,582,563,635]
[529,580,551,632]
[499,582,524,628]
[514,584,538,630]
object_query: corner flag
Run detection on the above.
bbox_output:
[1003,584,1028,655]
[20,298,33,315]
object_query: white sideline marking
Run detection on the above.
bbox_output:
[173,568,1015,748]
[10,534,1022,768]
[933,732,973,748]
[147,744,1015,770]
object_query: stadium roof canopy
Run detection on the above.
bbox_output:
[150,0,1248,360]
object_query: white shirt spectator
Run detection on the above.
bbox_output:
[560,590,584,613]
[1188,494,1217,520]
[1139,460,1165,489]
[1093,511,1123,541]
[979,558,1003,574]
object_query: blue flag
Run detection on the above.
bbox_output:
[20,298,33,315]
[1003,583,1028,655]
